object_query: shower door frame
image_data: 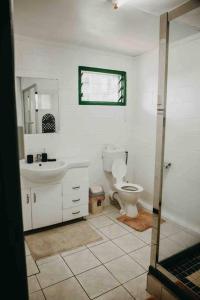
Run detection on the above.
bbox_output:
[150,0,200,281]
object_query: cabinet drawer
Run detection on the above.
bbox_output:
[63,205,88,222]
[63,168,89,195]
[63,190,89,209]
[63,184,86,198]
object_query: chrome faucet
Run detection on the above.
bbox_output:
[35,154,42,162]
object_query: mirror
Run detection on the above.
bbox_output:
[15,77,59,134]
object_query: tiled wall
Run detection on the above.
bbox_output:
[15,35,136,192]
[133,33,200,233]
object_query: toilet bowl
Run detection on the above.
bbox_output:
[112,159,144,218]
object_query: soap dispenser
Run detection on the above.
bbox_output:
[41,148,48,162]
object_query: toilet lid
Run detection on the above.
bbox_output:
[112,159,127,181]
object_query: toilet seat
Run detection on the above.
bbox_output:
[115,182,144,193]
[112,159,143,193]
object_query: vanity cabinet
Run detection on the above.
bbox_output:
[21,166,89,231]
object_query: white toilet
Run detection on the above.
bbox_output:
[103,145,144,218]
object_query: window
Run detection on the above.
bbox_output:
[79,66,126,106]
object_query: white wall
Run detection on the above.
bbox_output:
[133,34,200,233]
[15,33,200,232]
[15,35,136,192]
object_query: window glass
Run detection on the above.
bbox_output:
[79,66,126,106]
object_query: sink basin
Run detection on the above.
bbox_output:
[20,160,68,184]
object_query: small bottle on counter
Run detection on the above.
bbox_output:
[27,154,33,164]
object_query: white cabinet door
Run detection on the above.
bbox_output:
[21,189,32,231]
[31,184,62,229]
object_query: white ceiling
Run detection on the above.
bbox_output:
[14,0,196,56]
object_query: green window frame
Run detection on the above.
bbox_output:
[79,66,126,106]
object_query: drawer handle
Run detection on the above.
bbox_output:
[26,194,29,204]
[72,186,80,190]
[72,211,80,215]
[72,199,80,202]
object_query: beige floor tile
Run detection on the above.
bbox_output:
[123,273,150,300]
[61,245,87,257]
[28,275,41,294]
[160,221,182,237]
[36,256,73,288]
[105,255,145,284]
[159,238,183,260]
[63,248,101,275]
[95,286,134,300]
[87,212,105,219]
[77,265,119,299]
[36,254,61,266]
[129,245,151,270]
[112,233,146,253]
[90,240,125,263]
[132,228,153,244]
[87,229,109,247]
[43,277,89,300]
[88,215,114,228]
[134,227,166,243]
[26,255,39,276]
[29,290,45,300]
[106,210,121,221]
[103,205,119,215]
[100,223,129,239]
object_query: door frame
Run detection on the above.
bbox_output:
[0,0,28,298]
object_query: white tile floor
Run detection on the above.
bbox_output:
[25,205,200,300]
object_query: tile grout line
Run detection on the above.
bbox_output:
[26,206,198,298]
[72,244,123,299]
[103,213,153,245]
[86,242,147,290]
[26,207,196,299]
[92,285,136,300]
[36,254,74,291]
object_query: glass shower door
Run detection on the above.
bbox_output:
[153,3,200,299]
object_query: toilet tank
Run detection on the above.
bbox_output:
[102,145,126,172]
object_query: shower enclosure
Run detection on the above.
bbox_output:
[148,1,200,299]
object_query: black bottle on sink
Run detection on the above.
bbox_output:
[41,148,48,162]
[27,154,33,164]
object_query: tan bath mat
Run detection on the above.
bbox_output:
[25,221,102,260]
[117,210,165,232]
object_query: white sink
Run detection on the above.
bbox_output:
[20,159,68,184]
